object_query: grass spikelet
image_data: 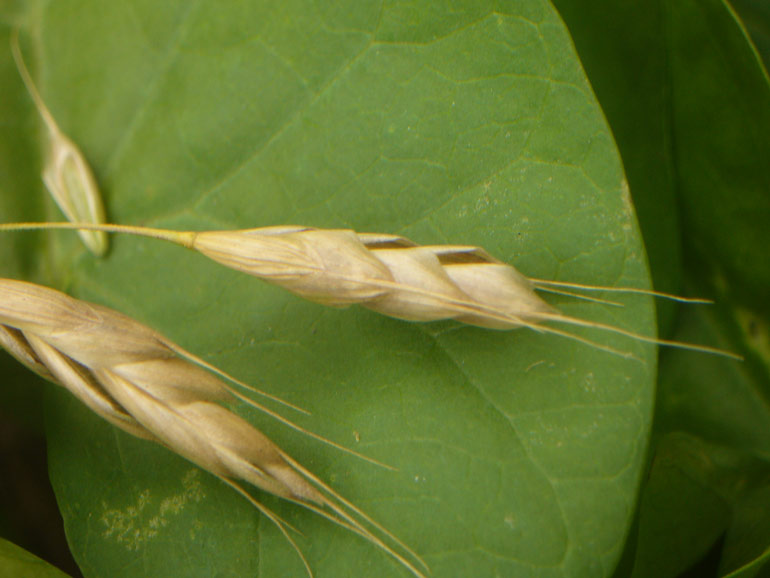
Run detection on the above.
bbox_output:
[0,221,742,361]
[10,31,108,256]
[0,278,428,578]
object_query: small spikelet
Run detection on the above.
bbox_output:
[0,220,742,359]
[0,278,428,578]
[185,227,738,358]
[191,226,554,328]
[10,32,108,256]
[189,227,563,333]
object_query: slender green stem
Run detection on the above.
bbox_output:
[0,221,196,248]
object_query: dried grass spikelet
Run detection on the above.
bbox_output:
[0,221,741,360]
[172,227,743,358]
[188,227,557,326]
[0,278,428,578]
[10,31,108,256]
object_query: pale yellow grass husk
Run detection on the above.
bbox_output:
[0,278,427,578]
[0,221,741,360]
[10,32,108,256]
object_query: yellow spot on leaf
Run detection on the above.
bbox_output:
[100,469,205,550]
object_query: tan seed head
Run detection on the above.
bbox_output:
[0,278,427,578]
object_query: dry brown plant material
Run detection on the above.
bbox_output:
[0,278,428,578]
[10,32,108,256]
[0,221,742,360]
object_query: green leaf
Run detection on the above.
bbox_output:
[721,485,770,577]
[549,0,683,333]
[639,294,770,578]
[3,2,657,577]
[553,0,770,576]
[0,537,70,578]
[730,0,770,77]
[629,433,732,578]
[0,23,45,279]
[724,546,770,578]
[629,432,770,578]
[0,20,49,435]
[666,0,770,308]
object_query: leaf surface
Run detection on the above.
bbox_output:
[2,2,655,577]
[0,538,70,578]
[553,0,770,576]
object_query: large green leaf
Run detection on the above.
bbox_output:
[0,538,70,578]
[2,2,657,576]
[553,0,770,576]
[730,0,770,89]
[0,21,45,280]
[547,0,683,334]
[629,432,770,578]
[667,0,770,307]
